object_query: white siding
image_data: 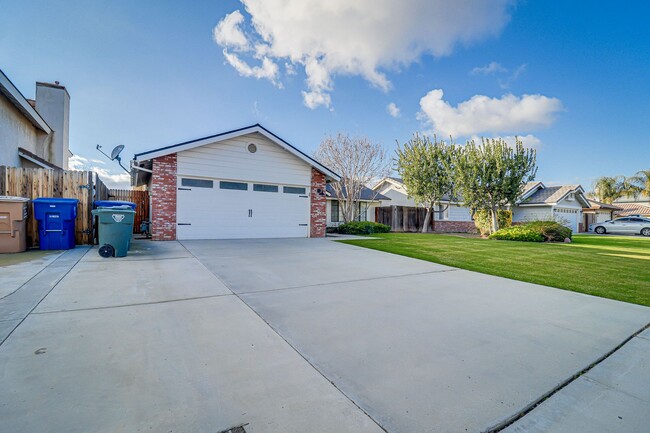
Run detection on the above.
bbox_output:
[596,211,612,223]
[378,186,417,206]
[177,133,311,186]
[512,206,553,222]
[447,205,473,221]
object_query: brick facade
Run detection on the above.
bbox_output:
[151,153,177,241]
[432,220,477,233]
[310,168,327,238]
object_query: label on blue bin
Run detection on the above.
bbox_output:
[112,214,125,223]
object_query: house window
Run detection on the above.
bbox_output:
[284,186,306,194]
[331,200,340,222]
[436,204,449,220]
[220,181,248,191]
[253,184,278,193]
[356,202,369,221]
[181,178,213,188]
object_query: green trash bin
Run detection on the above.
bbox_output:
[92,206,135,257]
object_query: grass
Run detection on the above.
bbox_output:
[340,233,650,307]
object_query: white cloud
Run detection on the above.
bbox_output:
[471,61,507,75]
[419,89,563,137]
[387,102,401,118]
[68,155,130,188]
[222,50,281,86]
[469,134,542,149]
[214,0,514,109]
[213,10,249,51]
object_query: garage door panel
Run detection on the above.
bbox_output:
[177,178,309,240]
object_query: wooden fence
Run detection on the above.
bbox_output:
[376,206,437,232]
[0,166,109,247]
[106,189,150,233]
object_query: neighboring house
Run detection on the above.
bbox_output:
[325,183,390,228]
[614,193,650,206]
[0,68,71,169]
[514,182,591,232]
[373,177,591,233]
[131,124,340,240]
[614,202,650,217]
[583,199,621,227]
[372,177,474,232]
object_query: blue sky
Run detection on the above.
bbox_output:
[1,0,649,187]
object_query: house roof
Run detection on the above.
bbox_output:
[518,184,590,207]
[587,199,622,211]
[132,123,340,182]
[614,202,650,216]
[0,69,52,134]
[18,147,62,170]
[326,183,390,202]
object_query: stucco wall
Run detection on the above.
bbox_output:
[0,96,42,167]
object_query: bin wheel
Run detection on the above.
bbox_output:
[98,244,115,258]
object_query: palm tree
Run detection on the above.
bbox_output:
[592,176,626,204]
[630,169,650,198]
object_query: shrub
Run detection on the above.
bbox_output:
[337,221,390,235]
[474,209,513,236]
[524,220,572,242]
[489,220,572,243]
[488,225,544,242]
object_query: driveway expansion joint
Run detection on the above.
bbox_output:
[0,247,91,347]
[487,321,650,432]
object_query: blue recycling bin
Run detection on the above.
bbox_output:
[33,198,79,250]
[94,200,136,210]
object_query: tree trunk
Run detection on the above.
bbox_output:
[422,204,433,233]
[490,206,499,234]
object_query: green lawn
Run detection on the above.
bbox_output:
[340,234,650,307]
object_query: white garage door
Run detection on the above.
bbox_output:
[553,208,580,232]
[176,177,310,240]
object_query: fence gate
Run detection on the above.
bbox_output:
[107,189,150,233]
[0,166,108,247]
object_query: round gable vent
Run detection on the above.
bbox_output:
[247,143,257,153]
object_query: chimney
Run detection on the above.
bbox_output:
[35,81,70,169]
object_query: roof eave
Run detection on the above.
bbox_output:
[0,69,52,134]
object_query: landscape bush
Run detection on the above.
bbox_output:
[474,209,513,236]
[525,220,573,242]
[337,221,390,235]
[489,220,572,242]
[488,225,544,242]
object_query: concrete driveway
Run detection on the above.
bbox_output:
[0,238,648,433]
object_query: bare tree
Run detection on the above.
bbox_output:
[315,133,390,223]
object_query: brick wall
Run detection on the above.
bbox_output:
[151,153,177,241]
[310,168,327,238]
[432,220,477,233]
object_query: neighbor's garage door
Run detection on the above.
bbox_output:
[553,208,580,232]
[176,177,310,239]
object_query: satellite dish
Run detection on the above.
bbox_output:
[110,145,125,161]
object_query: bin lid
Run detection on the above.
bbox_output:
[92,206,135,213]
[0,196,30,202]
[33,197,80,204]
[94,200,136,210]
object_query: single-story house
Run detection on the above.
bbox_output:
[0,68,71,169]
[583,199,621,227]
[325,183,390,228]
[373,178,591,232]
[513,182,591,232]
[131,124,340,240]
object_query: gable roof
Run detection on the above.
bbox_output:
[519,184,590,207]
[133,123,340,181]
[0,69,51,134]
[326,183,390,202]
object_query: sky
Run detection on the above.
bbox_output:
[1,0,649,188]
